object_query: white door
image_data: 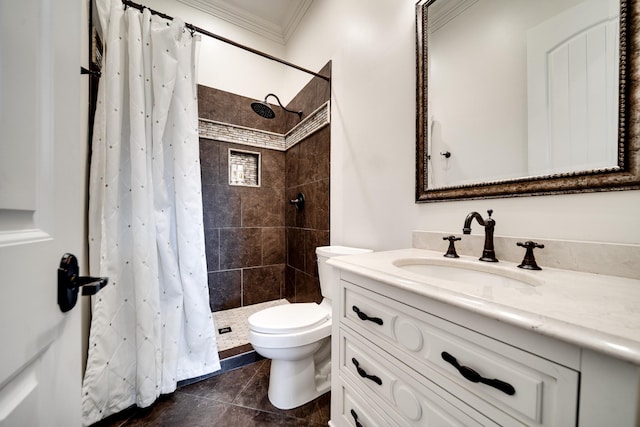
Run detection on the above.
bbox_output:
[0,0,85,425]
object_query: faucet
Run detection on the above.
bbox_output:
[463,209,498,262]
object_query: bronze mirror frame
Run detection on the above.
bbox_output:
[416,0,640,202]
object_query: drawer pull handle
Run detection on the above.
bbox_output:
[352,305,383,325]
[352,358,383,386]
[350,409,364,427]
[441,351,515,396]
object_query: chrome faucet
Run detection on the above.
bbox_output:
[463,209,498,262]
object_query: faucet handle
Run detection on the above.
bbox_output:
[516,241,544,270]
[443,235,461,258]
[517,241,544,249]
[487,209,493,217]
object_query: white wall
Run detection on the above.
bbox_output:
[284,0,640,250]
[143,0,302,102]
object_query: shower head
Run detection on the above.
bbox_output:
[251,100,276,119]
[251,93,302,120]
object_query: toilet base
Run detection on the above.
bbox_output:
[266,339,331,409]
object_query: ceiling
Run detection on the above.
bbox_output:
[176,0,314,45]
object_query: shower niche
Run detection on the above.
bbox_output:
[229,149,261,187]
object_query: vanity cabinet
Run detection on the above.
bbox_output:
[330,270,640,427]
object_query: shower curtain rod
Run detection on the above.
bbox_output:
[121,0,331,83]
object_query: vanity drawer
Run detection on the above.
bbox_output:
[342,282,579,426]
[339,329,501,427]
[334,381,402,427]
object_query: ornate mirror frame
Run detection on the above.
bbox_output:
[416,0,640,202]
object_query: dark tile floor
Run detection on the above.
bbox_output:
[93,358,330,426]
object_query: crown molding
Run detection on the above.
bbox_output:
[177,0,313,45]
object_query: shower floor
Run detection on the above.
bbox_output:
[213,299,289,353]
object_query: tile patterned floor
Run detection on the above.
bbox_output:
[92,359,330,426]
[213,300,290,352]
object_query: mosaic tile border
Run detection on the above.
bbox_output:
[198,118,285,150]
[284,101,330,149]
[198,101,330,152]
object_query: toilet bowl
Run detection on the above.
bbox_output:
[248,245,372,410]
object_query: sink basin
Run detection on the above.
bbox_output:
[392,258,540,287]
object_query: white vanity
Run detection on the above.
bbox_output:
[327,248,640,427]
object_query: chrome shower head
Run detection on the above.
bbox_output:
[250,93,302,120]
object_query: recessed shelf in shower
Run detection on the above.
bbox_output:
[229,148,260,187]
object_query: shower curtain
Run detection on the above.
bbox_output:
[82,1,220,424]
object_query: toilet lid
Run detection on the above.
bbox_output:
[248,303,330,334]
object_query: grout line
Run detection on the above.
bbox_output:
[232,360,264,401]
[216,228,220,271]
[224,367,310,419]
[240,269,244,307]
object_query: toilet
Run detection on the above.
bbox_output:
[248,245,372,409]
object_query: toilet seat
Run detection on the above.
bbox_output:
[249,303,329,334]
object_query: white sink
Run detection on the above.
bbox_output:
[392,257,540,287]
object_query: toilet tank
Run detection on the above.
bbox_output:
[316,246,372,301]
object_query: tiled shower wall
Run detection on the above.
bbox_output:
[198,62,331,311]
[284,63,331,303]
[199,136,286,312]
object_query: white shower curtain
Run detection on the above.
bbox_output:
[82,1,220,424]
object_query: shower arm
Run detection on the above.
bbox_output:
[264,94,303,119]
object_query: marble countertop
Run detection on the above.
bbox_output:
[328,248,640,365]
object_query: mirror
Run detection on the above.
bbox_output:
[416,0,640,202]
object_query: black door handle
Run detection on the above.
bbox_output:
[58,253,108,312]
[441,351,515,396]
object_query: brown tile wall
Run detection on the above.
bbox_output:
[199,85,287,312]
[198,61,331,311]
[198,85,288,134]
[200,138,286,312]
[284,62,332,131]
[284,62,332,304]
